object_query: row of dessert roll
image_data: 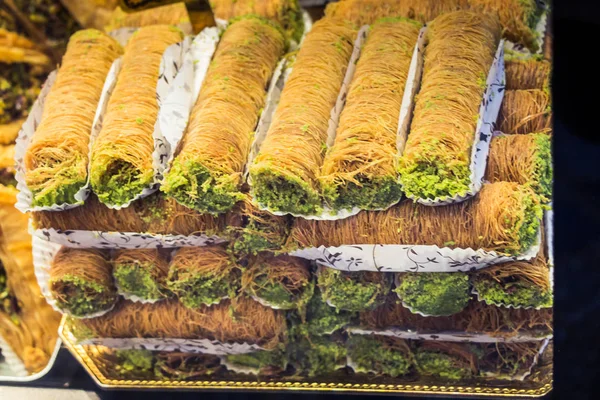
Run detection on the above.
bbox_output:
[246,11,503,214]
[16,25,190,210]
[243,2,549,214]
[16,7,548,216]
[15,14,290,210]
[30,182,549,272]
[61,282,551,380]
[248,4,550,216]
[25,72,551,253]
[34,238,550,319]
[209,0,308,46]
[34,243,311,317]
[211,0,546,52]
[318,254,551,317]
[89,336,550,382]
[324,0,547,53]
[63,286,552,353]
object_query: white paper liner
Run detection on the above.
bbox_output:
[396,27,427,157]
[298,9,314,48]
[480,338,550,382]
[108,22,194,47]
[31,219,228,249]
[160,27,220,174]
[291,226,541,273]
[251,295,291,310]
[114,281,164,304]
[31,235,116,318]
[504,10,549,58]
[14,70,92,212]
[77,338,266,356]
[0,337,62,382]
[108,27,137,47]
[244,57,288,178]
[220,358,261,375]
[346,327,552,344]
[220,353,288,376]
[402,38,505,205]
[92,37,192,209]
[250,26,370,221]
[0,336,27,378]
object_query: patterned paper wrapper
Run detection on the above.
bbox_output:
[76,337,267,356]
[504,10,549,58]
[346,327,552,344]
[220,354,289,376]
[160,27,220,175]
[291,220,543,273]
[31,215,228,250]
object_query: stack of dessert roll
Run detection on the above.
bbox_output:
[14,0,552,386]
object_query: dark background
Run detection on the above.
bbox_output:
[4,0,600,398]
[552,0,600,397]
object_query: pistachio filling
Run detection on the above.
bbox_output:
[167,271,239,309]
[318,268,391,312]
[250,168,322,215]
[473,276,552,309]
[398,154,471,200]
[113,263,166,301]
[251,276,314,310]
[225,348,287,374]
[347,335,412,377]
[515,189,543,254]
[395,273,471,316]
[51,274,117,317]
[532,133,552,200]
[292,288,356,337]
[91,160,153,206]
[32,178,85,207]
[162,159,244,214]
[323,174,402,211]
[415,351,472,380]
[289,336,347,377]
[114,349,155,378]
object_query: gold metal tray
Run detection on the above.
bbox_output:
[59,317,552,397]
